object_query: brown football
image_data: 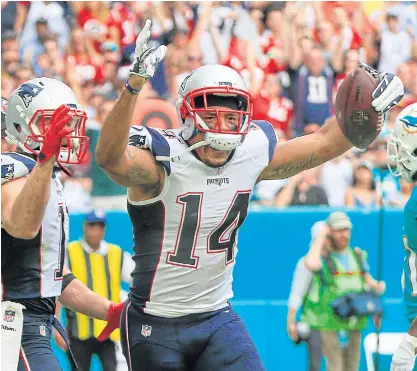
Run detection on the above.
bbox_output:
[335,67,382,149]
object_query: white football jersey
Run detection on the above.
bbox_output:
[127,121,277,317]
[1,152,68,303]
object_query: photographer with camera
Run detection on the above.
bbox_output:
[287,221,328,371]
[302,212,386,371]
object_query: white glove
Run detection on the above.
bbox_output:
[129,19,167,80]
[358,63,404,114]
[391,334,417,371]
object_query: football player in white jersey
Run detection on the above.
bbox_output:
[1,78,123,370]
[95,20,404,371]
[389,103,417,371]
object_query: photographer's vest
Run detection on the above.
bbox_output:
[66,241,123,341]
[301,247,368,331]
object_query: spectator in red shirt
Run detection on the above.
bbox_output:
[259,4,288,74]
[75,1,110,28]
[333,48,360,104]
[73,1,110,54]
[252,73,294,136]
[219,35,264,96]
[106,2,140,50]
[67,27,104,84]
[332,6,363,51]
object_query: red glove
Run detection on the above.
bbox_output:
[373,314,382,330]
[98,302,124,341]
[38,104,74,167]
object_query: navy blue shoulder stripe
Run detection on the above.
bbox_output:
[146,127,171,176]
[252,120,277,162]
[4,152,36,172]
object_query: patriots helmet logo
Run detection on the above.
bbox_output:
[128,134,147,148]
[14,83,44,108]
[1,163,14,181]
[400,115,417,133]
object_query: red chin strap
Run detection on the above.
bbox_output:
[25,108,90,166]
[181,86,253,135]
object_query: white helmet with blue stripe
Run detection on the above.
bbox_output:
[5,77,89,165]
[387,103,417,183]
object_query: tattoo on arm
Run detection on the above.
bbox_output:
[103,147,162,191]
[127,164,153,185]
[271,152,317,179]
[125,147,162,191]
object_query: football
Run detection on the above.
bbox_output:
[335,66,382,149]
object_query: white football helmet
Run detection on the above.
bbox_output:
[387,103,417,183]
[176,64,252,152]
[5,77,89,164]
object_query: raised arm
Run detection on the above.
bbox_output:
[2,105,74,239]
[260,116,352,180]
[95,20,167,189]
[260,65,404,180]
[95,88,163,188]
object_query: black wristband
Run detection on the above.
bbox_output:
[62,272,77,292]
[125,80,141,94]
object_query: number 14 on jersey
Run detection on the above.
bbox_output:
[166,191,251,268]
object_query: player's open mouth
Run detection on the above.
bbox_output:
[208,147,228,155]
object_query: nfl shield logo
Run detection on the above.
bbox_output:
[3,309,15,322]
[39,325,46,337]
[141,324,152,337]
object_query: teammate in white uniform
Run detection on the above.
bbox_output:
[96,20,405,371]
[1,78,122,370]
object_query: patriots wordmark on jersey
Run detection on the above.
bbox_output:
[126,120,277,317]
[1,152,69,314]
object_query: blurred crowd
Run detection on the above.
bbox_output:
[1,1,417,211]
